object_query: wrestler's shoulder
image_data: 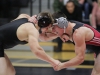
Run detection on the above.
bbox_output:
[24,23,38,33]
[17,14,30,19]
[73,27,86,38]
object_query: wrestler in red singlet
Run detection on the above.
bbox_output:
[72,21,100,57]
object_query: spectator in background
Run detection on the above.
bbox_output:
[78,0,92,19]
[53,0,79,12]
[54,0,82,52]
[87,0,97,5]
[61,0,82,21]
[90,0,100,31]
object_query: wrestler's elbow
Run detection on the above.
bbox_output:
[78,56,84,64]
[31,45,43,56]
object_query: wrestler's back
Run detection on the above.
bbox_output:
[71,20,100,46]
[0,18,28,49]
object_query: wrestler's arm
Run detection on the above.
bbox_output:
[39,33,58,41]
[27,24,59,65]
[60,30,86,68]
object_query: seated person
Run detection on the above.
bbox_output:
[90,0,100,31]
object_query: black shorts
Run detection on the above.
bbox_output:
[96,25,100,32]
[0,42,4,57]
[86,45,100,58]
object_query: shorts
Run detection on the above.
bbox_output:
[96,25,100,32]
[0,42,4,57]
[86,45,100,58]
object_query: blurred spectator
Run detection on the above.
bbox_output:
[87,0,97,5]
[87,0,100,53]
[61,0,82,21]
[90,0,100,31]
[53,0,79,13]
[78,0,92,19]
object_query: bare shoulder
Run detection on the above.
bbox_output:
[16,14,30,20]
[73,27,86,36]
[25,23,39,37]
[73,27,86,42]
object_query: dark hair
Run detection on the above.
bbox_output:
[52,11,67,23]
[37,12,53,28]
[66,0,75,5]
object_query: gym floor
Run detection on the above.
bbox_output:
[5,50,94,75]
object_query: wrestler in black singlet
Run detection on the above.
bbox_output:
[0,18,32,57]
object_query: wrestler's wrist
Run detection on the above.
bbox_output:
[49,58,56,65]
[63,62,69,68]
[50,59,60,67]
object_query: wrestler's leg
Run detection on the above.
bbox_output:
[91,68,96,75]
[0,53,16,75]
[91,54,100,75]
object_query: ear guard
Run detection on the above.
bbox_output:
[53,17,68,28]
[53,17,68,33]
[37,15,52,28]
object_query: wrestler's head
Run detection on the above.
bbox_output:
[37,12,54,34]
[52,11,70,41]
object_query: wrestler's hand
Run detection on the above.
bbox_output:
[28,15,38,24]
[54,63,65,71]
[60,34,69,42]
[51,60,61,71]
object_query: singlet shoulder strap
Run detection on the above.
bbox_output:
[71,20,84,31]
[70,20,85,44]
